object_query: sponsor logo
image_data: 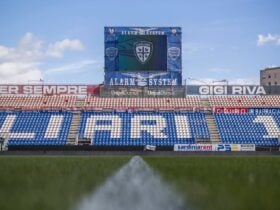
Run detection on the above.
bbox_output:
[231,144,239,152]
[109,73,177,86]
[105,47,118,61]
[110,89,142,97]
[214,108,249,114]
[134,41,153,64]
[168,47,181,61]
[171,28,177,34]
[240,144,255,151]
[146,90,173,97]
[174,144,213,151]
[250,108,280,115]
[217,144,231,152]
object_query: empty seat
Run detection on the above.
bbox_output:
[0,111,72,146]
[78,111,210,146]
[214,112,280,146]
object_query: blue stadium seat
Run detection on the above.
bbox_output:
[214,112,280,146]
[78,111,210,146]
[0,111,72,146]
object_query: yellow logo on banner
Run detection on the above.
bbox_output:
[231,144,239,151]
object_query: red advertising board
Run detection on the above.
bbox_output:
[0,85,100,96]
[214,107,249,114]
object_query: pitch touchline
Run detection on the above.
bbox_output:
[74,156,186,210]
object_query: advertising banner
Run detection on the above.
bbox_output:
[174,144,256,152]
[104,71,182,86]
[214,107,249,114]
[249,108,280,115]
[144,86,185,97]
[100,85,185,98]
[239,144,256,151]
[174,144,214,151]
[213,144,256,152]
[0,85,100,95]
[186,85,280,95]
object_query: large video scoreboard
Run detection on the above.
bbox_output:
[104,27,182,86]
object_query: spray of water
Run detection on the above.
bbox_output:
[74,156,187,210]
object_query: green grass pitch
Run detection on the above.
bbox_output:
[0,156,279,210]
[145,156,280,210]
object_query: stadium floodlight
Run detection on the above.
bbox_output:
[28,79,44,85]
[212,79,228,86]
[187,77,209,85]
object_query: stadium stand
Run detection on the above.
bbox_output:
[0,95,77,110]
[0,111,72,146]
[214,112,280,146]
[209,96,280,108]
[0,95,279,149]
[78,111,210,146]
[83,96,201,110]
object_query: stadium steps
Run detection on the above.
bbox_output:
[206,113,221,143]
[76,97,85,109]
[201,98,210,107]
[67,111,81,145]
[66,97,84,145]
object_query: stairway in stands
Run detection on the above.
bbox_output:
[205,114,220,143]
[203,98,221,143]
[66,98,84,145]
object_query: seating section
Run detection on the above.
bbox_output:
[215,113,280,146]
[0,94,279,148]
[0,95,279,110]
[0,111,72,146]
[209,96,280,108]
[78,111,210,146]
[0,96,77,110]
[1,109,279,147]
[83,97,201,110]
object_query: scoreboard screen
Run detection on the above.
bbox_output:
[117,35,167,71]
[104,27,182,86]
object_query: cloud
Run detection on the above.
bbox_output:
[0,33,44,62]
[257,34,280,46]
[0,33,85,83]
[0,61,42,83]
[45,60,97,74]
[46,39,84,58]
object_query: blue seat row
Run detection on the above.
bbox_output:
[79,111,210,146]
[215,113,280,146]
[0,111,72,146]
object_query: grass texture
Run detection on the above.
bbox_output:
[0,156,129,210]
[145,156,280,210]
[0,156,279,210]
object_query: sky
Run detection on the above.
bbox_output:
[0,0,279,85]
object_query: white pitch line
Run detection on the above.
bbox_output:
[74,156,186,210]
